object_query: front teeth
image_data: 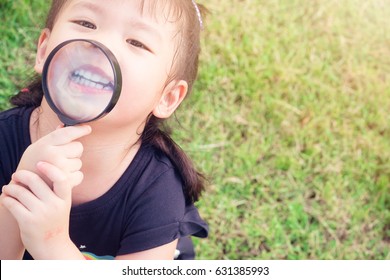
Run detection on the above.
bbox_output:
[72,70,112,90]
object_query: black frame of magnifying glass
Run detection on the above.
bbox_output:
[42,39,122,126]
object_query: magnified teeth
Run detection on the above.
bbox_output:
[70,70,114,90]
[83,71,92,80]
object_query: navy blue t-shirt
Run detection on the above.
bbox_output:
[0,106,208,259]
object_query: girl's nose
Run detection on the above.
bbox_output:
[81,38,121,68]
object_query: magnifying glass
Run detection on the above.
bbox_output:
[42,39,122,126]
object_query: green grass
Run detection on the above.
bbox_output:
[1,0,389,259]
[0,0,46,108]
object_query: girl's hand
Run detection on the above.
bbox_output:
[2,161,83,259]
[1,125,91,259]
[15,125,92,185]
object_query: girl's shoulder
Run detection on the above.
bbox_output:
[0,106,34,187]
[121,143,180,190]
[0,105,35,121]
[0,106,33,142]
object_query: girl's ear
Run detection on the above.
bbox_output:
[34,28,51,74]
[153,80,188,119]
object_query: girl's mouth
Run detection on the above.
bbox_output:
[69,69,114,92]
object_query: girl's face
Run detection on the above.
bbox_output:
[35,0,187,130]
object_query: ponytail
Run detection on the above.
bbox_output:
[141,115,205,203]
[10,76,43,107]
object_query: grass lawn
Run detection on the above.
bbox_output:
[1,0,389,259]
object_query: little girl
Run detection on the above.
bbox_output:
[0,0,208,260]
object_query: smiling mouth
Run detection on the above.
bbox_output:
[70,69,114,92]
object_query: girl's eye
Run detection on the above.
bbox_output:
[74,20,96,29]
[127,39,149,51]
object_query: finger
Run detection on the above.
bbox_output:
[60,141,84,159]
[46,157,83,174]
[2,186,36,217]
[11,170,55,203]
[37,162,84,186]
[68,171,84,188]
[45,125,92,146]
[36,162,74,200]
[65,158,83,173]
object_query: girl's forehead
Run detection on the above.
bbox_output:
[138,0,179,17]
[54,0,184,51]
[62,0,181,24]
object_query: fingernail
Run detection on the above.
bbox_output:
[83,125,92,133]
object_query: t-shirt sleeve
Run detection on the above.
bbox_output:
[116,167,208,256]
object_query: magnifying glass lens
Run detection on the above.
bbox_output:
[42,39,122,126]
